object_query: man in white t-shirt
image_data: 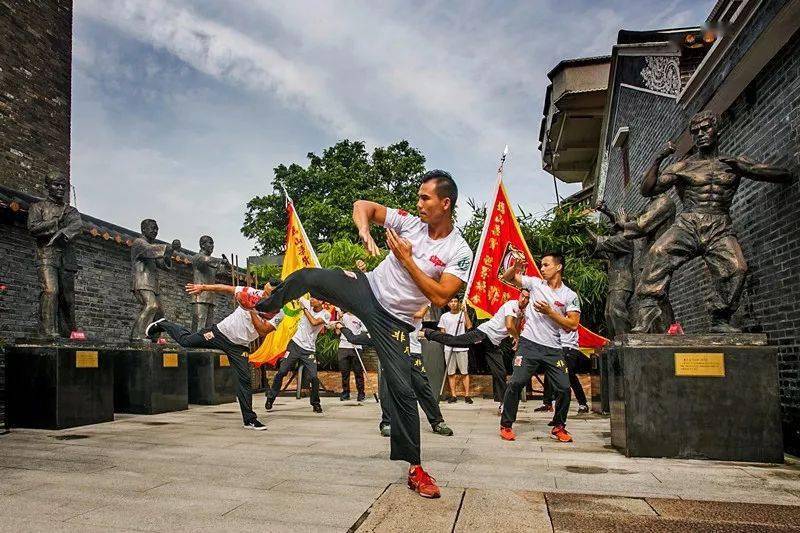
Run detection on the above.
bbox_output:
[498,252,581,444]
[146,281,282,431]
[424,289,530,408]
[437,298,471,403]
[255,170,473,499]
[337,311,366,402]
[265,297,331,414]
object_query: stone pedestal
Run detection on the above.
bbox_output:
[591,349,611,414]
[6,342,114,429]
[187,351,235,405]
[113,346,188,414]
[0,346,6,433]
[610,334,782,463]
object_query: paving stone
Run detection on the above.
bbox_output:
[646,498,800,527]
[356,483,462,532]
[454,489,551,532]
[546,492,657,516]
[550,511,797,532]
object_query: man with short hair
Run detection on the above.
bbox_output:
[337,311,366,402]
[146,282,279,431]
[255,170,473,498]
[423,289,529,412]
[499,253,580,443]
[438,297,472,403]
[265,297,331,414]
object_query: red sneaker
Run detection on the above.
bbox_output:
[407,465,441,498]
[550,425,573,443]
[500,426,516,441]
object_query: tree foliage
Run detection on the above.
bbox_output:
[459,201,609,332]
[242,140,425,255]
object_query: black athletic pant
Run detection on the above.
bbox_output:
[425,329,509,403]
[501,337,570,428]
[340,328,444,430]
[257,268,419,464]
[267,340,321,408]
[158,321,257,424]
[338,348,365,396]
[542,347,588,406]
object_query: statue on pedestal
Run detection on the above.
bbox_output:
[633,110,793,333]
[27,171,83,339]
[191,235,229,331]
[130,219,181,342]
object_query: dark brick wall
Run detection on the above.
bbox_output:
[601,28,800,453]
[0,215,235,343]
[0,0,72,198]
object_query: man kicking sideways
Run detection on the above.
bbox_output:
[146,282,281,431]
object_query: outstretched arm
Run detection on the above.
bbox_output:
[352,200,387,256]
[500,254,526,288]
[186,283,236,296]
[721,156,793,184]
[249,310,276,337]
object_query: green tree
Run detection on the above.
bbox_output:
[460,201,608,332]
[242,140,425,255]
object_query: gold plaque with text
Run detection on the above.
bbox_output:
[675,353,725,377]
[75,351,98,368]
[163,353,179,368]
[219,354,230,367]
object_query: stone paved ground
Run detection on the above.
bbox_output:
[1,397,799,531]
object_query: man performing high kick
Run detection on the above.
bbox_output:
[255,170,473,498]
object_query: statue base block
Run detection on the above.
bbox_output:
[609,333,783,463]
[113,346,188,414]
[6,342,114,429]
[187,351,236,405]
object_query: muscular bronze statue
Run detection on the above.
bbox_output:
[633,110,793,333]
[191,235,229,331]
[27,171,83,338]
[591,202,635,338]
[130,219,181,342]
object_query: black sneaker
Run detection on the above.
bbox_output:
[340,393,350,401]
[547,419,557,427]
[265,396,274,411]
[312,404,323,414]
[577,404,589,414]
[447,397,457,404]
[356,393,366,402]
[145,318,166,341]
[464,396,473,404]
[243,420,267,431]
[432,422,454,436]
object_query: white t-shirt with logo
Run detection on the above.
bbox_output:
[560,328,579,350]
[519,276,580,349]
[216,286,265,347]
[292,307,331,351]
[437,311,468,352]
[339,313,364,349]
[477,299,520,346]
[366,208,473,325]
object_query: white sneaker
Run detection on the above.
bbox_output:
[243,420,267,431]
[145,318,166,340]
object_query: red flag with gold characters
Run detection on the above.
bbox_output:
[465,177,608,349]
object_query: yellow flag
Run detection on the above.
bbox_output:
[249,201,320,366]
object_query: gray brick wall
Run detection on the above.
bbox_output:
[0,215,236,342]
[0,0,72,198]
[601,28,800,453]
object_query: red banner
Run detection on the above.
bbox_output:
[466,178,608,350]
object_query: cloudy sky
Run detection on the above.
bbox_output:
[71,0,714,258]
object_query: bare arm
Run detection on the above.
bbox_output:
[721,156,793,184]
[412,304,429,320]
[505,315,520,338]
[500,257,525,288]
[533,301,580,331]
[352,200,387,256]
[249,310,276,337]
[185,283,236,296]
[641,142,678,197]
[302,308,326,327]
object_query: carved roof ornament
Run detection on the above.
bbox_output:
[641,56,681,96]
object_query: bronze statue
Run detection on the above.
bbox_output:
[591,202,635,338]
[130,219,181,342]
[190,235,229,331]
[633,110,793,333]
[27,171,83,338]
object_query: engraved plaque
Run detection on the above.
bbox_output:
[675,352,725,377]
[75,350,98,368]
[163,352,179,368]
[219,354,230,367]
